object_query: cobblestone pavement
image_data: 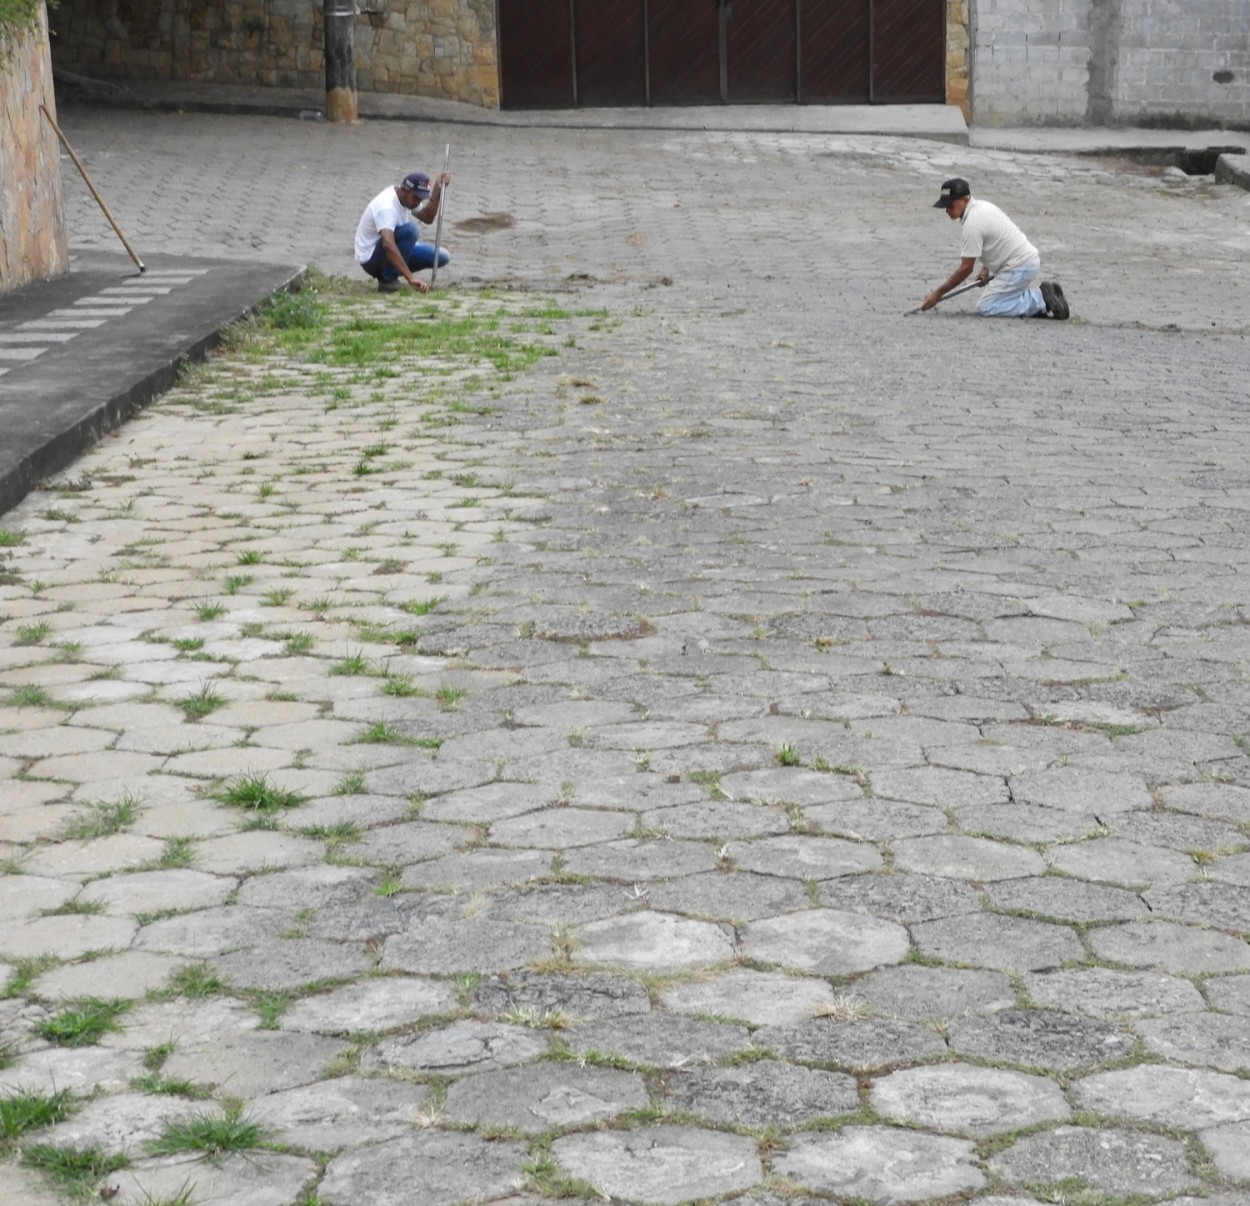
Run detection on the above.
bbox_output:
[3,111,1250,1204]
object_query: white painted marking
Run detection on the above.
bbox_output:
[0,332,77,344]
[49,308,133,319]
[19,318,108,330]
[0,346,48,361]
[99,286,173,296]
[75,295,149,306]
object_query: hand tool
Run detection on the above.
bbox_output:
[430,143,450,288]
[905,275,992,315]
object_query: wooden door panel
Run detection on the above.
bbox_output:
[498,0,574,109]
[650,0,723,103]
[871,0,944,101]
[576,0,647,106]
[727,0,796,101]
[799,0,869,101]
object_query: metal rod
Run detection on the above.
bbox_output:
[40,104,145,273]
[430,143,451,288]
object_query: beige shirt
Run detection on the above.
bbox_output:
[959,198,1038,275]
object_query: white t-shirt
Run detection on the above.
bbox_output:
[354,186,417,263]
[959,198,1038,275]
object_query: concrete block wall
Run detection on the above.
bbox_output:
[0,5,69,294]
[48,0,499,108]
[972,0,1250,127]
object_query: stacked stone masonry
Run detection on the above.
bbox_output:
[49,0,499,109]
[0,6,68,294]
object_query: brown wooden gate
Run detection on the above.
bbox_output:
[497,0,945,110]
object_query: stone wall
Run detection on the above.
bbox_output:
[0,4,68,294]
[971,0,1250,127]
[48,0,499,108]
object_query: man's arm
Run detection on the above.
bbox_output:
[920,256,977,312]
[379,228,430,293]
[413,172,451,225]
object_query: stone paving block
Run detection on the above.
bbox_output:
[954,802,1102,843]
[1161,783,1250,824]
[19,833,167,878]
[282,975,459,1033]
[1048,838,1197,886]
[38,1091,205,1154]
[756,1016,947,1071]
[362,1019,547,1075]
[100,997,259,1050]
[741,908,909,976]
[0,874,75,921]
[645,870,811,921]
[1144,882,1250,932]
[1206,974,1250,1015]
[805,797,947,840]
[575,909,735,971]
[892,834,1045,880]
[382,914,552,974]
[234,863,375,909]
[0,1165,62,1206]
[212,936,374,990]
[553,1125,763,1205]
[563,1013,750,1068]
[1200,1121,1250,1182]
[420,780,559,823]
[1114,810,1246,853]
[342,818,467,865]
[774,1126,984,1203]
[727,833,884,880]
[852,964,1015,1021]
[402,846,555,891]
[871,1062,1070,1137]
[1074,1064,1250,1128]
[911,911,1084,971]
[33,950,190,1001]
[719,767,865,806]
[134,904,293,958]
[0,1045,144,1095]
[1088,920,1250,974]
[1136,1012,1250,1073]
[161,1031,349,1097]
[984,876,1148,923]
[561,836,722,880]
[472,972,651,1022]
[1,911,138,960]
[248,1073,433,1149]
[667,1058,858,1127]
[872,766,1009,808]
[948,1008,1135,1072]
[79,868,235,915]
[1023,967,1205,1018]
[1011,767,1153,814]
[443,1061,648,1130]
[990,1125,1197,1197]
[191,830,323,874]
[642,799,792,839]
[489,805,636,847]
[483,881,631,926]
[818,872,982,922]
[108,1151,319,1206]
[661,968,841,1026]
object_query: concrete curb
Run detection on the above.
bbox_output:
[0,255,306,517]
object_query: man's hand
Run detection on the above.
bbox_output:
[408,277,431,294]
[920,291,942,312]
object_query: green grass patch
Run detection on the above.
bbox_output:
[21,1144,129,1201]
[40,998,131,1047]
[146,1104,269,1157]
[212,773,305,813]
[0,1088,75,1144]
[62,796,139,840]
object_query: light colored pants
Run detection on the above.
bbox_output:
[977,259,1046,318]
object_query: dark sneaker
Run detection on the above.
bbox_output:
[1040,280,1069,320]
[377,277,404,293]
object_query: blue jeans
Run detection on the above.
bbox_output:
[977,259,1045,317]
[362,223,450,282]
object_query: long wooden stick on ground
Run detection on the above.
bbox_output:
[41,104,146,274]
[430,143,450,288]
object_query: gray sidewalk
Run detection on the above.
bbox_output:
[2,100,1250,1206]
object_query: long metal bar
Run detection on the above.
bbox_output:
[430,143,451,288]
